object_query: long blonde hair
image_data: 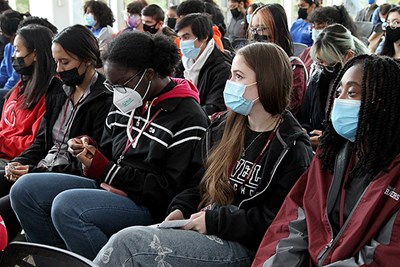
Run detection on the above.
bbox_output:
[199,43,292,208]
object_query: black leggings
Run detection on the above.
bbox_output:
[0,171,22,242]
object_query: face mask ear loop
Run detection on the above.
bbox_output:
[132,69,148,92]
[244,81,258,101]
[132,95,156,149]
[126,106,137,144]
[142,79,151,101]
[125,69,150,144]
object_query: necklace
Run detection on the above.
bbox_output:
[242,131,264,157]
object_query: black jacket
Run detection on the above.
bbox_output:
[85,78,210,222]
[298,70,332,132]
[13,74,113,174]
[168,110,314,250]
[176,45,231,115]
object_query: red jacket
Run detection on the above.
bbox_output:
[0,81,45,159]
[253,150,400,267]
[289,57,308,117]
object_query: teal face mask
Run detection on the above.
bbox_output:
[180,38,201,59]
[331,98,361,142]
[223,80,258,116]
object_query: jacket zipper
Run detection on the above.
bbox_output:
[317,184,371,266]
[238,141,293,208]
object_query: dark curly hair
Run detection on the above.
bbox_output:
[319,55,400,182]
[103,32,179,78]
[83,0,114,27]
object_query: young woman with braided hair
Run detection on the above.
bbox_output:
[253,54,400,266]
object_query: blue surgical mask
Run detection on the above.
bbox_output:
[312,28,322,42]
[246,14,251,24]
[180,38,201,59]
[223,80,258,116]
[331,98,361,142]
[84,13,97,27]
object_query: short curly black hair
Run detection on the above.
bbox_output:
[83,0,115,27]
[103,32,179,78]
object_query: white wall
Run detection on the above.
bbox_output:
[28,0,124,32]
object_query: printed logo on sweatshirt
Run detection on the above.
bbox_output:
[384,186,400,201]
[230,159,262,197]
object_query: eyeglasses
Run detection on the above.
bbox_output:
[249,26,268,36]
[316,62,339,73]
[382,21,399,30]
[103,71,142,93]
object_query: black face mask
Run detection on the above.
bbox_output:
[143,23,159,34]
[58,66,86,87]
[230,8,241,18]
[167,18,176,29]
[385,27,400,43]
[322,63,342,80]
[12,56,34,76]
[252,34,269,43]
[298,8,308,20]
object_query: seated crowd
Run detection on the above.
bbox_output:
[0,0,399,266]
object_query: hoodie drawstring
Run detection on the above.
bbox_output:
[117,98,161,166]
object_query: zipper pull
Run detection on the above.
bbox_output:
[317,239,333,260]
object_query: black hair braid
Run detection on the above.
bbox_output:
[320,55,400,180]
[359,58,400,179]
[318,56,359,172]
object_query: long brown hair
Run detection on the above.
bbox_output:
[199,43,292,208]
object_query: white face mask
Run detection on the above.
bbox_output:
[113,70,150,113]
[312,28,323,42]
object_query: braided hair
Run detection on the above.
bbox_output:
[319,55,400,182]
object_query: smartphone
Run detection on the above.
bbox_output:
[157,219,192,229]
[100,183,128,197]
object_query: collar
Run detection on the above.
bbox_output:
[182,39,215,86]
[62,72,98,96]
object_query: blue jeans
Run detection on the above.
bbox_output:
[10,173,154,260]
[94,226,254,266]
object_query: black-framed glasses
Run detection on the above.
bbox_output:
[316,62,339,73]
[382,21,399,31]
[103,71,142,93]
[249,26,268,36]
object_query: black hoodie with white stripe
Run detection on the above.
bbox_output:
[85,78,209,221]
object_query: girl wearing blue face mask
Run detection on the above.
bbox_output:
[83,1,115,56]
[253,55,400,267]
[93,42,313,267]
